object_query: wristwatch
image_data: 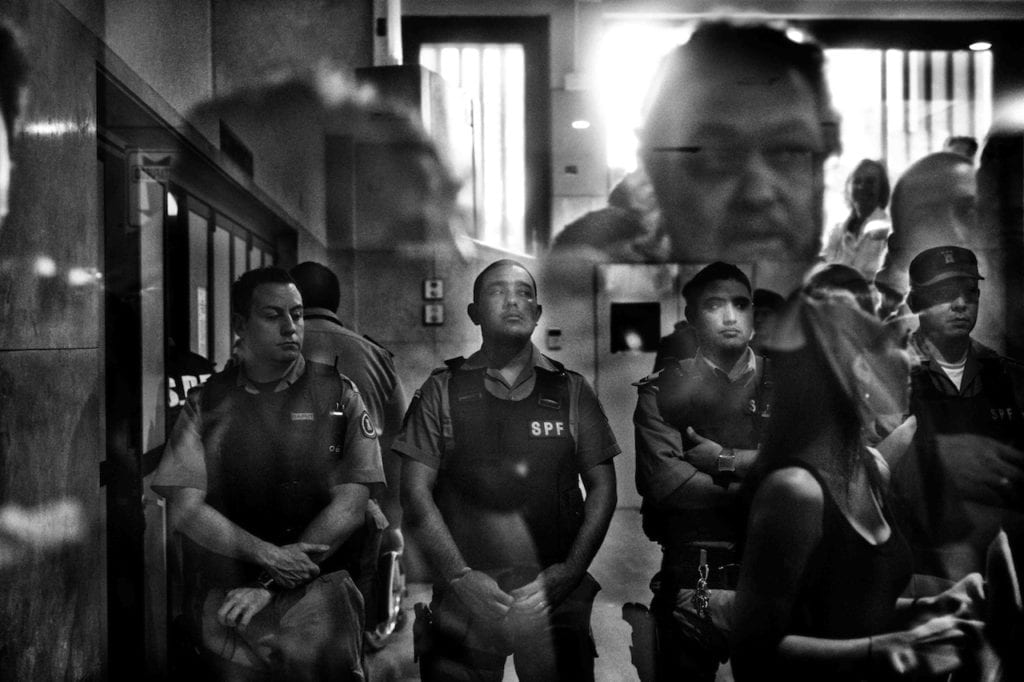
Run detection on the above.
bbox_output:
[716,448,736,474]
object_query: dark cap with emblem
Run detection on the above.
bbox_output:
[909,245,984,289]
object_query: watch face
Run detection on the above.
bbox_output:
[717,450,736,473]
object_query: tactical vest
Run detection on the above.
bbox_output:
[435,358,583,579]
[911,355,1024,451]
[654,356,773,451]
[188,361,350,586]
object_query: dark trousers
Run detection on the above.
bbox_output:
[650,545,738,682]
[417,572,600,682]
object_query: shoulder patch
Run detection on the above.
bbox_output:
[632,369,664,388]
[359,411,377,439]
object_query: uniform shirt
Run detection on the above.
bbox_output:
[909,333,1010,399]
[300,307,407,439]
[635,347,763,507]
[392,344,620,473]
[152,355,384,495]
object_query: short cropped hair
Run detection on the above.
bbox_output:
[231,267,296,319]
[641,20,839,156]
[472,259,538,303]
[944,135,979,159]
[0,21,28,144]
[682,262,752,321]
[290,261,340,312]
[889,152,973,240]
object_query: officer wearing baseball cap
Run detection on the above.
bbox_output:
[890,245,1024,585]
[908,245,984,288]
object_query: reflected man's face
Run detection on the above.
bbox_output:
[894,161,977,256]
[642,57,825,265]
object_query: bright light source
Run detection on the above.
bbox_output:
[33,255,57,278]
[167,191,179,217]
[571,119,591,130]
[969,41,992,52]
[786,27,810,44]
[67,267,99,287]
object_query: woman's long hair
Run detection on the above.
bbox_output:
[744,298,887,503]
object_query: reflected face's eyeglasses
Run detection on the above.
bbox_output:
[642,144,820,178]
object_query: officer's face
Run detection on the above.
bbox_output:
[234,283,304,367]
[915,277,980,343]
[642,57,825,265]
[691,279,754,355]
[471,263,541,341]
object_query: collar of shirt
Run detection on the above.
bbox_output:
[910,333,983,393]
[461,343,555,400]
[236,354,306,394]
[303,307,345,327]
[695,346,756,383]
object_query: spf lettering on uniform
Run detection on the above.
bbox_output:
[530,420,566,438]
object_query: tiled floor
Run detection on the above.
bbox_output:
[365,507,692,681]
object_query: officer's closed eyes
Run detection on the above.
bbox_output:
[484,284,535,303]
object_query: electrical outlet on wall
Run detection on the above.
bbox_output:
[423,303,444,325]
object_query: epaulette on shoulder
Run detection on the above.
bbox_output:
[632,369,664,388]
[443,356,466,371]
[540,354,567,375]
[360,333,394,358]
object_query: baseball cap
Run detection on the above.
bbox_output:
[909,246,984,289]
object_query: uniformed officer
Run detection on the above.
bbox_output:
[152,267,385,680]
[890,245,1024,585]
[395,259,619,681]
[290,260,408,642]
[633,261,772,681]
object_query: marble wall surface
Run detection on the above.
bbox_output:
[0,1,105,678]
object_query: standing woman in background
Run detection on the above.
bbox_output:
[821,159,892,280]
[730,294,986,681]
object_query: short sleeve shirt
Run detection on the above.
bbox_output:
[392,344,620,472]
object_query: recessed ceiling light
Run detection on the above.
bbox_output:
[969,41,992,52]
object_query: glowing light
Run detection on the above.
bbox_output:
[67,267,99,287]
[969,42,992,52]
[33,255,57,278]
[571,119,591,130]
[624,330,644,351]
[24,121,91,137]
[786,27,811,44]
[167,192,179,217]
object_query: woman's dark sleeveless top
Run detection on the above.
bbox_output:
[786,459,913,640]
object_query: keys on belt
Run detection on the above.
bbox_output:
[692,548,711,619]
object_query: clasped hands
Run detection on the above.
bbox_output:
[449,563,579,626]
[873,573,988,677]
[217,541,329,630]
